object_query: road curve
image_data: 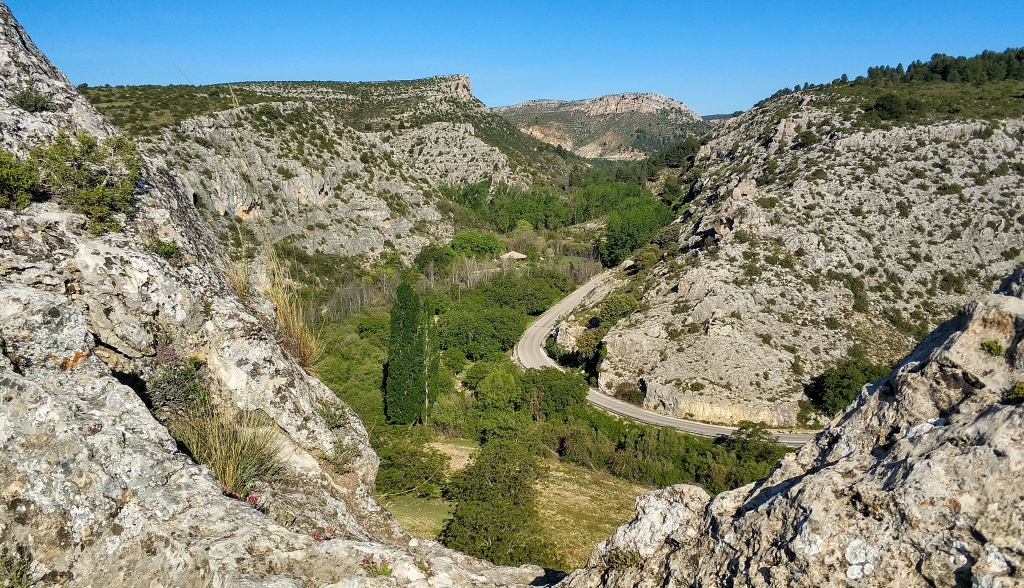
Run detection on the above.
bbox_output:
[514,271,815,448]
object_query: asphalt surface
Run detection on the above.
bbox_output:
[514,271,816,448]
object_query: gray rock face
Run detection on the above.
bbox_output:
[590,90,1024,427]
[0,5,113,154]
[0,4,551,586]
[151,100,522,259]
[562,286,1024,588]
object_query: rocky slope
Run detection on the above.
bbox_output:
[494,93,709,160]
[0,4,553,586]
[82,76,579,260]
[559,89,1024,427]
[561,272,1024,587]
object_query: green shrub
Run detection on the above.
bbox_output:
[374,434,449,498]
[982,340,1005,357]
[599,294,639,324]
[147,357,208,411]
[450,231,504,258]
[805,357,890,416]
[0,550,33,588]
[614,382,645,406]
[8,87,54,112]
[0,150,38,210]
[1005,382,1024,405]
[439,440,560,568]
[32,132,141,233]
[145,238,182,261]
[606,549,644,570]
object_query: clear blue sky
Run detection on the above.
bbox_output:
[7,0,1023,114]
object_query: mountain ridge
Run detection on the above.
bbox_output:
[494,92,710,160]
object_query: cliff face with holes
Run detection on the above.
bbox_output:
[577,90,1024,427]
[561,271,1024,588]
[0,4,552,586]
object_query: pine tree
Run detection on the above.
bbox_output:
[384,282,425,424]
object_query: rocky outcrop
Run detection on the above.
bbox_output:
[562,282,1024,588]
[494,94,709,160]
[0,4,552,586]
[586,89,1024,427]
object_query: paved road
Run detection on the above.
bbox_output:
[514,271,815,448]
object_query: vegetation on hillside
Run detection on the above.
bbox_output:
[80,83,282,136]
[82,78,582,184]
[760,48,1024,127]
[0,132,141,233]
[282,229,789,568]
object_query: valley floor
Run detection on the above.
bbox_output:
[377,439,649,569]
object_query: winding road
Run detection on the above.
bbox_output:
[514,271,815,448]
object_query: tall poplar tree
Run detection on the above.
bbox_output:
[384,282,425,424]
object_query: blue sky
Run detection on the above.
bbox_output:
[8,1,1023,114]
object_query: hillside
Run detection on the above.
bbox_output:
[494,93,710,160]
[553,52,1024,427]
[565,272,1024,588]
[81,77,581,259]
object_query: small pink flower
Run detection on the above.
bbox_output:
[325,525,335,539]
[247,493,259,505]
[312,532,323,542]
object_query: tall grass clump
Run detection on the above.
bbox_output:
[222,256,252,300]
[173,409,282,497]
[262,241,324,370]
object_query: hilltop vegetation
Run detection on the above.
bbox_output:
[763,48,1024,127]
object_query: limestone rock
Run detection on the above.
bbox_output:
[561,286,1024,588]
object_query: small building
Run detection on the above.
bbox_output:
[500,251,528,262]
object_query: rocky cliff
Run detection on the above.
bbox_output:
[494,93,709,160]
[566,89,1024,427]
[82,76,579,261]
[0,4,553,586]
[561,272,1024,587]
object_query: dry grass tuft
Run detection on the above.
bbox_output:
[172,409,282,497]
[222,257,252,300]
[261,242,324,370]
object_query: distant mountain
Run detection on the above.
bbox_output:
[494,93,711,160]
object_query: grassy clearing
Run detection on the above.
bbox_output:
[384,439,648,568]
[376,494,453,539]
[425,438,478,472]
[534,461,650,568]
